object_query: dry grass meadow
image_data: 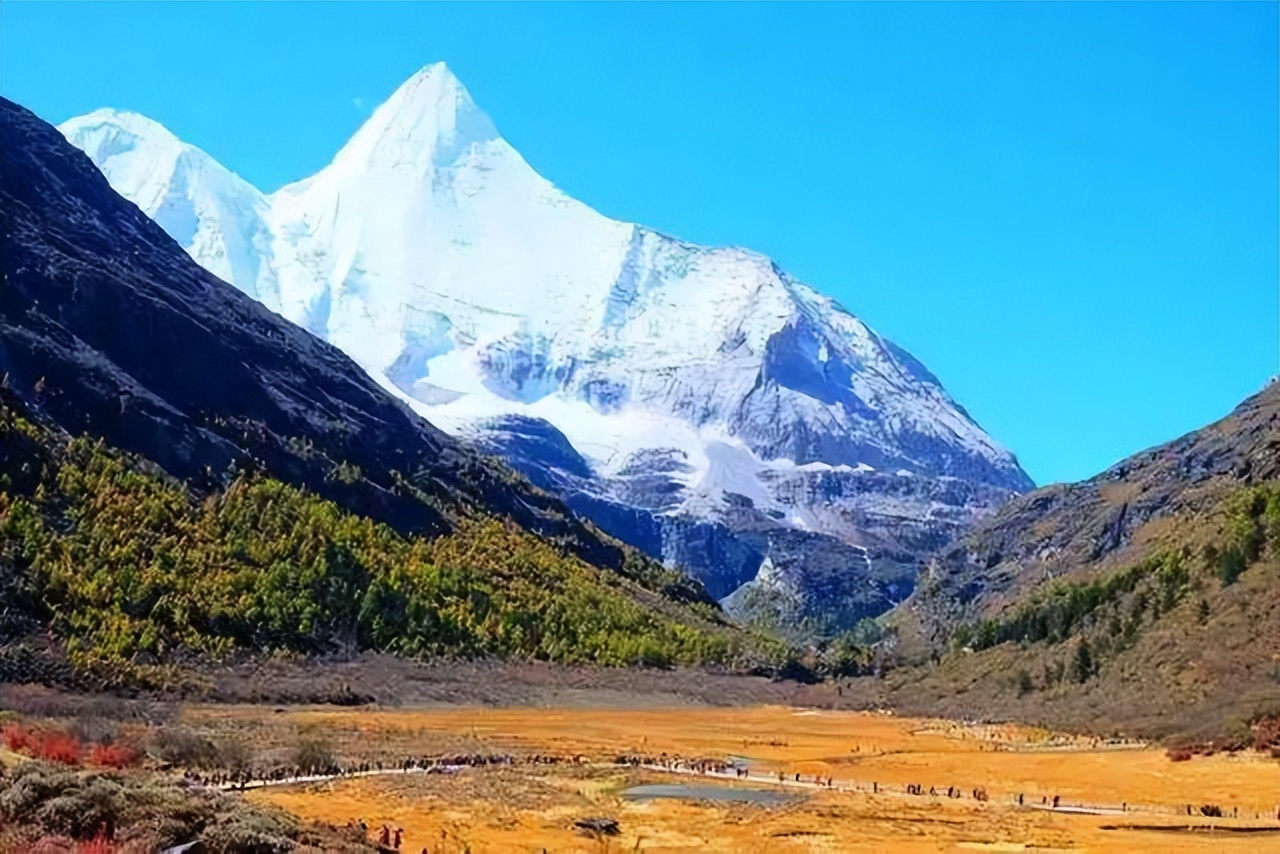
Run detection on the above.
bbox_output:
[176,704,1280,854]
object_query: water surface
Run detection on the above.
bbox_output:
[621,783,799,806]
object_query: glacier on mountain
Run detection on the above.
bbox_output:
[60,62,1033,635]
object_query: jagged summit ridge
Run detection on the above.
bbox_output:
[60,64,1032,632]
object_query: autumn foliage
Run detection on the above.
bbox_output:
[0,399,774,674]
[2,723,80,764]
[1,723,30,752]
[87,742,136,769]
[1,723,135,768]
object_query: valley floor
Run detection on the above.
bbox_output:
[177,703,1279,854]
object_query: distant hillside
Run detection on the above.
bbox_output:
[880,383,1280,740]
[0,96,779,682]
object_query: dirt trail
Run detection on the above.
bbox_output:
[221,756,1266,822]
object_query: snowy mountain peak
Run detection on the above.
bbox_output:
[60,65,1031,489]
[392,60,481,121]
[62,66,1034,628]
[309,61,500,186]
[60,109,196,209]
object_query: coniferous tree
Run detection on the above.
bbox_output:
[1071,638,1094,683]
[1218,547,1247,586]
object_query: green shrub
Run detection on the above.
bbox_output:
[150,726,222,769]
[0,760,358,853]
[1218,546,1247,586]
[201,809,296,854]
[292,735,335,775]
[1070,639,1094,683]
[820,632,873,678]
[957,558,1155,652]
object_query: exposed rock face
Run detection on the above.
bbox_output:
[58,64,1034,635]
[470,411,1011,627]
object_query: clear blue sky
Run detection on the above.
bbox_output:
[3,2,1276,485]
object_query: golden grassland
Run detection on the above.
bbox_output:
[188,704,1280,854]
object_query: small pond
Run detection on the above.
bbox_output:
[620,783,799,806]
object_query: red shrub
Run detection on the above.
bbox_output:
[31,730,82,765]
[1166,747,1193,762]
[1,723,33,753]
[88,742,136,769]
[76,829,115,854]
[1,723,87,765]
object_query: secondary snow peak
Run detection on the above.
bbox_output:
[57,109,275,300]
[60,108,181,152]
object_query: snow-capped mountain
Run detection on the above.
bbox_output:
[60,62,1033,636]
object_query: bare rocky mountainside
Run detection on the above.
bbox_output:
[875,382,1280,740]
